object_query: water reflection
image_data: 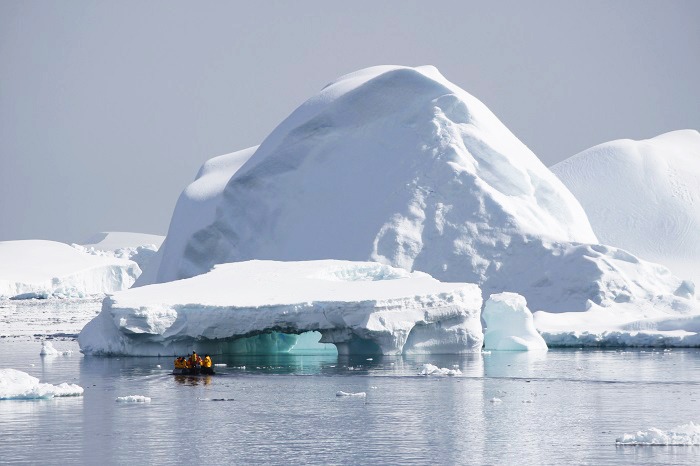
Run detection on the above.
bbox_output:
[2,339,700,465]
[173,375,213,386]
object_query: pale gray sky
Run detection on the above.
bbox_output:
[1,1,698,242]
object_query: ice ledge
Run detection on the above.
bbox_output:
[78,260,483,356]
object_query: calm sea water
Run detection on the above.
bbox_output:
[2,338,700,465]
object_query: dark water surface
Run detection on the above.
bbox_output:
[1,340,699,465]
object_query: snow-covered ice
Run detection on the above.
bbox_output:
[419,363,462,376]
[483,293,547,351]
[78,260,483,356]
[553,130,700,284]
[0,369,83,400]
[0,240,140,299]
[115,395,151,403]
[616,422,700,445]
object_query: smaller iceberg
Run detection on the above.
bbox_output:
[616,422,700,445]
[483,293,547,351]
[40,341,73,356]
[79,260,483,356]
[0,369,83,400]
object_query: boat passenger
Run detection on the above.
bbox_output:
[201,354,213,374]
[190,351,201,369]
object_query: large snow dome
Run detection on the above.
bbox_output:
[139,66,602,307]
[79,260,483,356]
[552,130,700,284]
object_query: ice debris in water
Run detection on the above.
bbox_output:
[116,395,151,403]
[0,368,83,399]
[419,364,462,376]
[214,363,227,367]
[40,341,72,356]
[336,391,367,397]
[616,422,700,445]
[489,398,503,403]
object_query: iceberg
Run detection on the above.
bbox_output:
[552,130,700,284]
[483,293,547,351]
[0,368,83,400]
[126,65,700,347]
[78,260,483,356]
[138,66,595,299]
[0,240,140,299]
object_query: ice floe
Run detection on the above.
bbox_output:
[616,422,700,445]
[419,363,462,376]
[115,395,151,403]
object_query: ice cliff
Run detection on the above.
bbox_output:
[79,260,483,356]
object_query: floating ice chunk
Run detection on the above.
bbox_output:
[483,293,547,351]
[489,398,503,403]
[0,369,83,399]
[419,363,462,376]
[116,395,151,403]
[616,422,700,445]
[40,341,59,356]
[156,364,161,368]
[336,391,367,397]
[40,341,72,356]
[214,363,227,367]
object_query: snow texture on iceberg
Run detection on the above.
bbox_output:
[79,260,483,356]
[0,369,84,400]
[483,293,547,351]
[0,240,140,299]
[552,130,700,285]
